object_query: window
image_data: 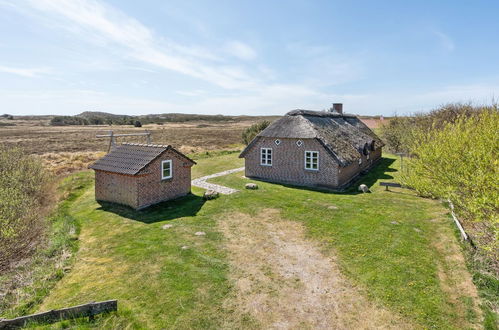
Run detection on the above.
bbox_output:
[363,143,370,156]
[296,140,303,147]
[260,148,272,166]
[161,160,172,179]
[274,139,281,146]
[305,151,319,170]
[370,140,376,151]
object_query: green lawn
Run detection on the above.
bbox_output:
[27,153,481,329]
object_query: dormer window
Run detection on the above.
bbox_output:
[363,143,370,156]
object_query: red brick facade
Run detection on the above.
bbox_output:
[243,137,382,189]
[94,149,193,209]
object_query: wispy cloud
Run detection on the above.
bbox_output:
[18,0,260,89]
[224,41,257,61]
[0,65,52,77]
[432,30,455,52]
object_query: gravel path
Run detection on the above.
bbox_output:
[191,167,245,194]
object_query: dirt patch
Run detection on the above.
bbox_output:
[432,225,482,327]
[219,209,412,329]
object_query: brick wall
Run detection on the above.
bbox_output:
[136,150,192,209]
[94,171,139,209]
[337,147,382,186]
[244,137,340,188]
[94,149,193,210]
[243,137,383,189]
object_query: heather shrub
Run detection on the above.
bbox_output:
[0,147,50,270]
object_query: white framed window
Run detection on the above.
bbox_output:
[260,148,272,166]
[305,151,319,170]
[274,139,281,146]
[296,140,303,147]
[161,160,172,179]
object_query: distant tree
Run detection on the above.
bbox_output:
[242,121,271,145]
[1,114,14,120]
[134,120,142,127]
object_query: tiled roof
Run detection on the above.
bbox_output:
[90,143,195,175]
[240,109,385,167]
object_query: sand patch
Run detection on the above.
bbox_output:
[219,209,412,329]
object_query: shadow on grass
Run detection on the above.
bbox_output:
[96,193,205,224]
[342,157,396,195]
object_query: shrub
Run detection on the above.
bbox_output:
[242,121,271,145]
[379,103,488,153]
[134,121,142,127]
[401,108,499,264]
[0,147,50,270]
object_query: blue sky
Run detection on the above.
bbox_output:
[1,0,498,116]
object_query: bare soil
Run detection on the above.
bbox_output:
[219,209,412,329]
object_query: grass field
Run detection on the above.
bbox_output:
[15,153,484,329]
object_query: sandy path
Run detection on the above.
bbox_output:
[219,209,411,329]
[191,167,244,194]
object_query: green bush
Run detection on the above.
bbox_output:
[401,109,498,262]
[0,147,50,270]
[242,121,271,145]
[379,103,487,153]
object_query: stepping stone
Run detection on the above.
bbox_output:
[162,224,173,229]
[181,246,189,250]
[414,228,422,233]
[245,183,258,190]
[327,205,338,210]
[195,231,206,236]
[203,190,219,200]
[391,221,399,225]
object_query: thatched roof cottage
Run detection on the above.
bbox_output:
[239,104,384,189]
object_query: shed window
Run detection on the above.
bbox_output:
[161,160,172,179]
[305,151,319,170]
[274,139,281,146]
[260,148,272,166]
[296,140,303,147]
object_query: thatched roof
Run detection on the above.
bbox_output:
[240,109,384,167]
[90,143,195,175]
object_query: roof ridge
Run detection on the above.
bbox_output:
[121,142,170,148]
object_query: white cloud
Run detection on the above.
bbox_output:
[20,0,260,89]
[0,65,52,77]
[432,30,455,52]
[224,41,257,60]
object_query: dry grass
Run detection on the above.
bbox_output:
[38,152,106,175]
[219,209,411,329]
[0,120,256,155]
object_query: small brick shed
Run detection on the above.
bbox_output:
[89,143,196,210]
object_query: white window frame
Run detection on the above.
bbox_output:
[260,148,272,166]
[161,160,172,179]
[304,151,319,171]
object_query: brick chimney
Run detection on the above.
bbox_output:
[332,103,343,114]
